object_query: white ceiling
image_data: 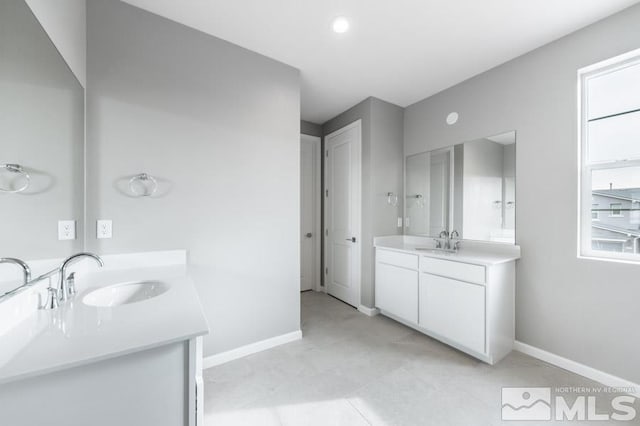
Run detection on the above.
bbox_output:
[121,0,639,124]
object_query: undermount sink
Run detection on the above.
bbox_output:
[415,247,457,255]
[82,280,170,307]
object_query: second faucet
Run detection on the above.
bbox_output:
[57,253,104,302]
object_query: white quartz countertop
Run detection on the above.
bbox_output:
[374,236,520,266]
[0,266,209,385]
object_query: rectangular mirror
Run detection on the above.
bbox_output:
[404,131,516,244]
[405,147,454,236]
[0,0,85,261]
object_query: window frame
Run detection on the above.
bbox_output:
[609,203,623,218]
[578,48,640,263]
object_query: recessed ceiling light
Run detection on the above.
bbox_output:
[332,16,350,34]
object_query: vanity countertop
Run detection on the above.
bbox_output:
[374,236,521,266]
[0,265,209,385]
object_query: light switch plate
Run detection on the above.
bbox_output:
[58,220,76,240]
[97,220,113,239]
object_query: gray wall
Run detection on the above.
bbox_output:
[0,0,84,261]
[301,120,322,137]
[86,0,301,356]
[323,97,404,307]
[404,3,640,383]
[369,99,405,306]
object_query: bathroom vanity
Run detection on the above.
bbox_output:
[374,236,520,364]
[0,6,208,425]
[0,260,208,426]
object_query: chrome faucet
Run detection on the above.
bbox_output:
[438,230,450,249]
[450,230,461,251]
[0,258,31,285]
[433,230,461,252]
[57,253,104,302]
[1,262,59,301]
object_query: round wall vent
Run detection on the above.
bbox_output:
[446,112,459,125]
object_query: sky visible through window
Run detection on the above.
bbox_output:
[585,58,640,255]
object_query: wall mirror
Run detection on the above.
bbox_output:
[404,131,516,244]
[0,0,85,262]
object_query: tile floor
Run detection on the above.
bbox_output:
[203,291,638,425]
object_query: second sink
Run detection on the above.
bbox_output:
[82,280,170,307]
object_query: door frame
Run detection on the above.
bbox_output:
[323,120,362,306]
[301,134,322,292]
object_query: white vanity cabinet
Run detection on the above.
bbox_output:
[374,241,518,365]
[375,251,419,323]
[0,265,208,426]
[419,273,486,354]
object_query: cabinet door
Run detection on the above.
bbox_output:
[419,273,485,354]
[375,262,419,323]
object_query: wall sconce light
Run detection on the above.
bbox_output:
[406,194,425,208]
[129,173,158,197]
[387,192,398,207]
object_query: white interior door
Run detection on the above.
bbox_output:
[300,135,321,292]
[325,121,361,307]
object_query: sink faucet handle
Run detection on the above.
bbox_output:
[438,231,451,249]
[450,230,460,239]
[67,272,77,296]
[59,277,71,302]
[42,286,60,310]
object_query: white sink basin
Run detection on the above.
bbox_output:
[415,248,457,256]
[83,281,170,307]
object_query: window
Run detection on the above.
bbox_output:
[579,49,640,261]
[609,203,623,217]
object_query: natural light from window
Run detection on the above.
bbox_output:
[579,49,640,261]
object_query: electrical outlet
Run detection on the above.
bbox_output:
[397,217,403,228]
[58,220,76,240]
[97,220,112,239]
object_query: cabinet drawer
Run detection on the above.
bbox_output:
[376,249,419,270]
[375,262,419,323]
[420,257,485,284]
[419,273,485,354]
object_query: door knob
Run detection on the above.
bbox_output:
[305,233,313,238]
[345,237,356,243]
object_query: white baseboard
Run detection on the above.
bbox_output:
[358,305,380,317]
[514,341,640,398]
[203,330,302,369]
